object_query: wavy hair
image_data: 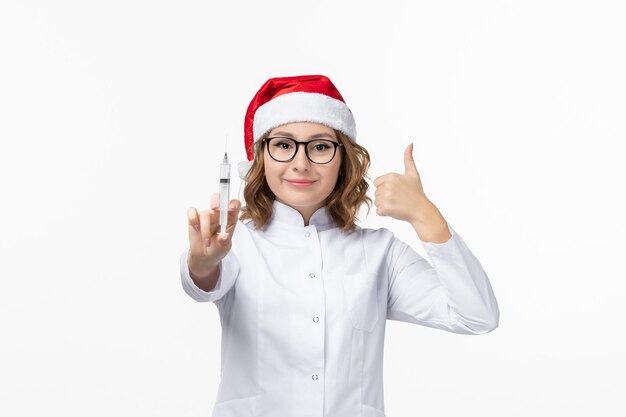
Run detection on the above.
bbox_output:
[239,130,372,231]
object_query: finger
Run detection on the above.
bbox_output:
[226,199,241,228]
[211,192,233,234]
[208,193,223,232]
[187,207,203,249]
[209,205,221,231]
[218,199,242,242]
[198,209,213,248]
[210,193,220,210]
[404,143,419,176]
[373,174,390,188]
[187,207,200,232]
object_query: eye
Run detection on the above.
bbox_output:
[272,140,294,149]
[309,140,335,153]
[312,143,330,151]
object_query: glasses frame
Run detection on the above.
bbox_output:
[263,136,344,164]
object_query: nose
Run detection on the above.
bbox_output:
[291,143,311,171]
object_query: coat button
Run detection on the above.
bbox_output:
[309,273,315,278]
[312,374,318,380]
[313,316,319,322]
[304,232,311,237]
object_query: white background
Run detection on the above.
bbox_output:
[1,1,625,416]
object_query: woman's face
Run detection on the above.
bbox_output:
[263,122,342,221]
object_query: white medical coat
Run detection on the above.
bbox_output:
[180,200,499,417]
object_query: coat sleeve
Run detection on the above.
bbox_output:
[385,223,499,335]
[179,247,240,303]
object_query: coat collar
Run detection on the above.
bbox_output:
[268,200,335,231]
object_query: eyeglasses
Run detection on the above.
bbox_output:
[263,136,343,164]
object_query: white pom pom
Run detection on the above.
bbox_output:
[238,160,253,180]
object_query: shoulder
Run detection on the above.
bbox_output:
[359,226,395,241]
[230,219,255,245]
[231,218,261,233]
[341,226,406,271]
[242,218,256,230]
[346,225,397,251]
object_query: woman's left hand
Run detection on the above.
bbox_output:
[373,143,433,223]
[373,143,452,243]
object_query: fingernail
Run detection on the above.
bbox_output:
[194,224,200,232]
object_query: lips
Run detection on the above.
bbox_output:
[286,180,315,184]
[285,179,316,187]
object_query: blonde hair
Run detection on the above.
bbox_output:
[240,130,372,231]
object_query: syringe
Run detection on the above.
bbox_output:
[219,150,231,235]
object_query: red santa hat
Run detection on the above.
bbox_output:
[238,75,357,178]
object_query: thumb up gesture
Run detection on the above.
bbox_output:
[373,143,432,224]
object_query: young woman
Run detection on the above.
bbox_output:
[181,75,499,417]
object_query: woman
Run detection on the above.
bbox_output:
[181,75,499,417]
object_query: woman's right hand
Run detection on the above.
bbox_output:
[187,193,241,278]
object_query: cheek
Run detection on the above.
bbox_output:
[263,163,282,188]
[328,161,342,185]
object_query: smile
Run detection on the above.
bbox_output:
[285,180,316,188]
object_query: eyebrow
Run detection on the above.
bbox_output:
[270,131,337,140]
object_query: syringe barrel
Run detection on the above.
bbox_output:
[219,179,229,209]
[219,160,230,204]
[220,162,231,179]
[219,161,231,234]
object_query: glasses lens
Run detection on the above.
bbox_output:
[267,138,297,161]
[307,140,336,163]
